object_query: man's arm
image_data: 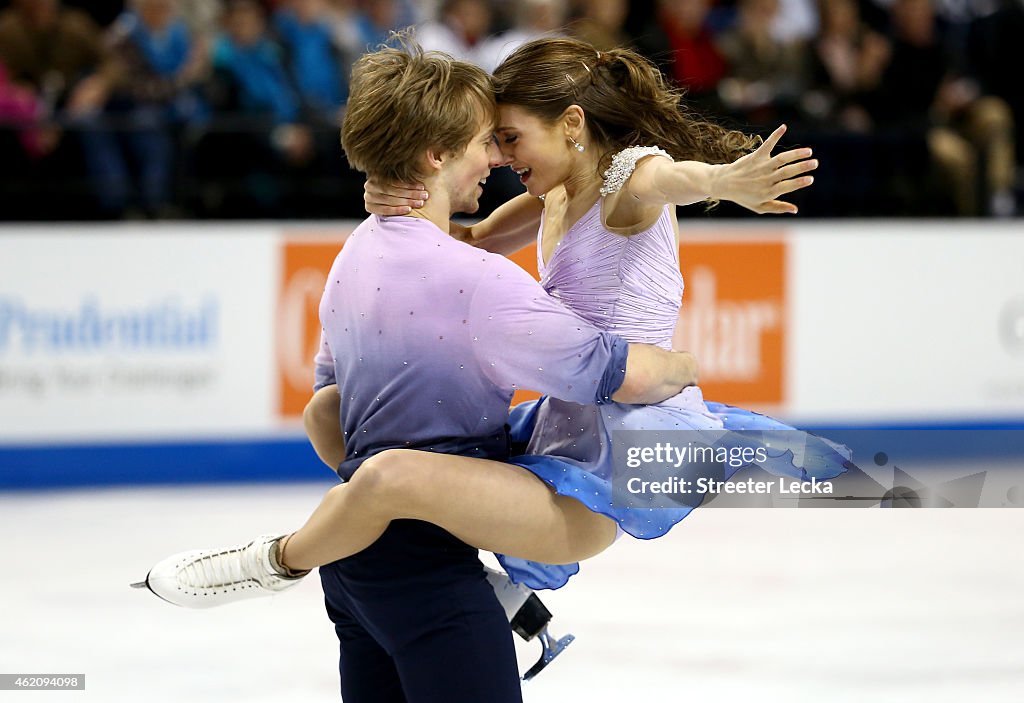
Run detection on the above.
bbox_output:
[303,383,345,471]
[611,345,698,405]
[470,259,699,407]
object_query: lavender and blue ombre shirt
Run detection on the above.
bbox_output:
[314,215,629,480]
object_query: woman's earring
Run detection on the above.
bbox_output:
[568,136,585,153]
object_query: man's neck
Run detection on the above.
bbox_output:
[404,181,452,234]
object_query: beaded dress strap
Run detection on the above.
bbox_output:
[599,146,672,196]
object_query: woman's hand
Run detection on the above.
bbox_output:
[710,124,818,214]
[364,177,428,216]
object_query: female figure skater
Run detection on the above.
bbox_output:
[140,38,844,603]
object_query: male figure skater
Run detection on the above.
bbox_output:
[140,45,698,701]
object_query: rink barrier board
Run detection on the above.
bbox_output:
[2,221,1023,488]
[2,419,1023,490]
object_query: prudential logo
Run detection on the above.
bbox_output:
[0,296,219,355]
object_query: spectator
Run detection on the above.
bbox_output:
[177,0,225,71]
[770,0,820,43]
[197,0,313,214]
[647,0,728,109]
[477,0,567,73]
[968,0,1024,172]
[272,0,349,123]
[569,0,631,51]
[416,0,495,66]
[0,0,117,110]
[87,0,208,217]
[339,0,406,58]
[178,0,225,41]
[802,0,889,132]
[0,0,119,215]
[869,0,1016,215]
[716,0,809,125]
[0,61,49,161]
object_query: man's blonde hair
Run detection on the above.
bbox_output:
[342,43,497,183]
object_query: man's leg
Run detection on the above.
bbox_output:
[393,592,522,703]
[324,522,521,703]
[320,564,407,703]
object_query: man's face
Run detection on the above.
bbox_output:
[442,119,506,216]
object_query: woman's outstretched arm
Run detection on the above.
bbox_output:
[625,124,819,214]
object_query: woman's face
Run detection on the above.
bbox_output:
[494,104,579,197]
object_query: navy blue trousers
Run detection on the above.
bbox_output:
[319,519,523,703]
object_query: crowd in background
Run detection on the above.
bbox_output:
[0,0,1021,220]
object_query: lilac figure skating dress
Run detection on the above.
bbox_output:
[496,148,850,589]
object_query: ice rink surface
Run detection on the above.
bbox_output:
[3,479,1023,702]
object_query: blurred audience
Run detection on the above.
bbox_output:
[478,0,566,72]
[0,0,1019,219]
[967,0,1024,172]
[416,0,495,65]
[638,0,727,112]
[272,0,349,122]
[0,60,48,159]
[569,0,631,51]
[716,0,809,125]
[89,0,208,217]
[802,0,888,132]
[868,0,1016,215]
[340,0,406,56]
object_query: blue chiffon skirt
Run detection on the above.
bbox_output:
[495,397,851,590]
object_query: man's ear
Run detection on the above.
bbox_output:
[423,146,446,173]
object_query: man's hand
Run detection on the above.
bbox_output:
[612,346,699,405]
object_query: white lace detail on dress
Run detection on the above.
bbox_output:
[599,146,672,196]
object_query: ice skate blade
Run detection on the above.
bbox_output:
[130,581,148,589]
[522,626,574,681]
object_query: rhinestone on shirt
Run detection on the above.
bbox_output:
[599,146,672,196]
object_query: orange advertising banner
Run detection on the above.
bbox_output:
[277,236,350,418]
[674,238,786,406]
[276,231,787,419]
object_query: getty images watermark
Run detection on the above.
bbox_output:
[610,429,1024,509]
[622,441,834,496]
[611,430,845,510]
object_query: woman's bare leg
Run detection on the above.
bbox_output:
[282,449,617,571]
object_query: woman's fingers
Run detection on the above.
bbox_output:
[771,174,815,199]
[365,205,413,216]
[365,192,425,207]
[772,158,819,184]
[366,179,428,200]
[759,199,799,214]
[769,147,813,168]
[758,124,788,154]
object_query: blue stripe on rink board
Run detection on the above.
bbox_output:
[0,437,335,490]
[1,419,1023,490]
